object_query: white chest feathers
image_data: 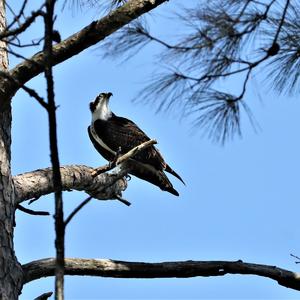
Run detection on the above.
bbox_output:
[92,101,112,122]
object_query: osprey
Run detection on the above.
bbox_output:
[88,92,184,196]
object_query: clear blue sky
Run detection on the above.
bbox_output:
[10,1,300,299]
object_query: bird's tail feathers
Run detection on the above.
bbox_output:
[126,161,180,196]
[165,164,185,185]
[164,185,179,196]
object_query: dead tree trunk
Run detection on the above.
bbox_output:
[0,1,23,298]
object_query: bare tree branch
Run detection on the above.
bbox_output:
[0,70,48,108]
[100,0,296,143]
[64,182,132,227]
[16,204,50,216]
[92,139,157,176]
[34,291,53,300]
[0,9,44,40]
[64,196,92,226]
[13,165,128,204]
[6,0,29,31]
[290,253,300,264]
[0,0,169,109]
[22,258,300,292]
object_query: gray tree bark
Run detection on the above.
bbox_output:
[0,1,169,298]
[0,1,23,299]
[22,258,300,292]
[14,165,128,203]
[1,0,300,297]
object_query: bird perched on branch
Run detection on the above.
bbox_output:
[88,92,184,196]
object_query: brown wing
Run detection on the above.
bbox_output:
[124,160,179,196]
[93,116,166,170]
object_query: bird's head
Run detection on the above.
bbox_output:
[90,92,113,122]
[89,92,113,113]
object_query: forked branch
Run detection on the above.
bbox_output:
[92,139,157,176]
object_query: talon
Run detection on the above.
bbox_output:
[126,174,132,181]
[117,146,122,155]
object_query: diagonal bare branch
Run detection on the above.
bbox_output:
[92,139,157,176]
[0,9,44,40]
[34,291,53,300]
[64,196,92,226]
[16,204,50,216]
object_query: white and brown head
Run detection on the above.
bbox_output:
[90,92,113,121]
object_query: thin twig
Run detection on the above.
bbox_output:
[115,195,131,206]
[64,196,92,226]
[0,10,44,40]
[16,204,50,216]
[34,291,53,300]
[64,187,131,227]
[118,139,157,164]
[6,46,43,67]
[92,139,157,177]
[6,0,29,30]
[0,70,48,109]
[273,0,290,43]
[7,38,43,48]
[290,253,300,264]
[28,197,40,205]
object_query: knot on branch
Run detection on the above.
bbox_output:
[84,172,128,200]
[14,165,128,204]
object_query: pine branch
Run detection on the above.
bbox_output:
[1,0,169,111]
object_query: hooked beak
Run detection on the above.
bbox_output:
[89,92,113,113]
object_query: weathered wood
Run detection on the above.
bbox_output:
[13,165,128,203]
[0,1,23,299]
[22,258,300,292]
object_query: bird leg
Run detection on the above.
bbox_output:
[109,146,122,169]
[92,147,122,177]
[92,140,157,177]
